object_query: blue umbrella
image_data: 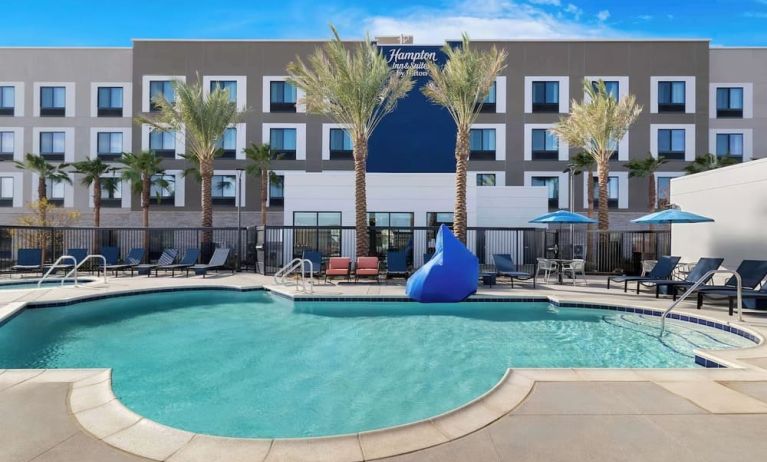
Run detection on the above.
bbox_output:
[530,210,597,224]
[631,208,714,224]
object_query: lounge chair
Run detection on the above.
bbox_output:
[386,250,410,278]
[10,248,43,275]
[355,256,380,283]
[493,254,534,288]
[302,250,323,277]
[701,283,767,316]
[325,257,351,282]
[187,247,231,277]
[154,248,199,277]
[695,260,767,309]
[637,257,724,299]
[607,256,681,292]
[46,248,88,273]
[105,248,145,277]
[136,249,178,276]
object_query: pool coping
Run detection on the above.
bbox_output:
[2,284,767,461]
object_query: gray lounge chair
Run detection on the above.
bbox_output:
[607,256,681,292]
[136,249,178,277]
[386,250,410,278]
[45,248,87,273]
[695,260,767,309]
[105,248,145,277]
[10,248,43,275]
[493,254,534,288]
[697,283,767,316]
[187,248,231,277]
[637,257,724,299]
[154,248,199,277]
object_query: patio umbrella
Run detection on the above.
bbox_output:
[631,208,714,224]
[529,210,597,258]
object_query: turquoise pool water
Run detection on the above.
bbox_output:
[0,278,87,290]
[0,290,754,438]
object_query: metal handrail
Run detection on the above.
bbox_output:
[64,255,108,285]
[273,258,314,293]
[660,269,743,334]
[38,255,78,288]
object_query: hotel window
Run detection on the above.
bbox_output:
[40,86,66,117]
[0,177,13,206]
[269,175,284,206]
[716,87,743,118]
[657,177,672,209]
[715,133,743,161]
[477,81,496,113]
[607,139,619,161]
[97,132,123,158]
[532,81,559,113]
[592,80,619,99]
[210,80,237,104]
[270,81,297,112]
[40,131,65,161]
[426,212,454,251]
[657,129,685,160]
[149,80,174,112]
[97,87,123,117]
[0,131,14,160]
[469,128,496,160]
[216,127,237,159]
[46,178,66,205]
[100,177,122,207]
[270,128,297,159]
[329,128,353,159]
[531,176,559,209]
[368,212,414,227]
[0,86,14,116]
[212,175,236,205]
[150,174,175,202]
[657,81,686,113]
[149,129,176,158]
[292,211,342,258]
[531,129,559,160]
[476,173,496,186]
[592,176,619,208]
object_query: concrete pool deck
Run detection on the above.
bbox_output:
[2,273,767,461]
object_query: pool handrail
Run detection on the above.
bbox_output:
[38,255,78,288]
[660,269,742,334]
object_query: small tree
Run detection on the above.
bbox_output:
[624,155,668,212]
[243,143,279,226]
[551,79,642,230]
[287,25,414,257]
[422,35,507,243]
[684,153,739,174]
[71,158,119,227]
[14,153,71,226]
[120,151,167,228]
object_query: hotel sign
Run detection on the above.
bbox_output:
[385,48,438,77]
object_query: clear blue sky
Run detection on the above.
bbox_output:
[2,0,766,46]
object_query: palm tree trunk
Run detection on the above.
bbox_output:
[93,178,102,228]
[586,166,595,269]
[142,174,150,255]
[586,167,594,218]
[454,127,470,243]
[200,158,214,247]
[596,158,610,231]
[260,170,268,226]
[353,136,369,257]
[38,175,47,226]
[648,174,656,212]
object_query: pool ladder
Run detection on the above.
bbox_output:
[659,269,742,335]
[37,254,109,288]
[273,258,314,293]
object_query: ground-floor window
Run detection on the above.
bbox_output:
[657,177,672,209]
[368,212,414,258]
[426,212,454,253]
[531,176,559,209]
[292,211,342,259]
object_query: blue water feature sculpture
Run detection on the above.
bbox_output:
[406,225,479,303]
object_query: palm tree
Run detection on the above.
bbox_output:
[120,151,167,228]
[243,143,278,226]
[684,153,739,174]
[551,79,642,230]
[568,152,596,218]
[14,153,71,225]
[70,158,119,227]
[422,35,507,243]
[624,155,668,212]
[137,76,241,236]
[287,25,414,257]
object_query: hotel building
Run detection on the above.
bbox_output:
[0,38,763,230]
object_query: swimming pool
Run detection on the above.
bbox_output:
[0,289,756,438]
[0,278,92,290]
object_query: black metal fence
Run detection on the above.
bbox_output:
[0,226,258,271]
[260,226,671,276]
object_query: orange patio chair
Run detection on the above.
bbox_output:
[325,257,351,283]
[354,256,380,283]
